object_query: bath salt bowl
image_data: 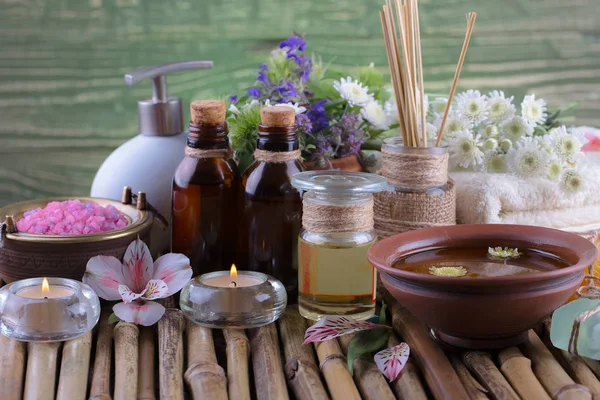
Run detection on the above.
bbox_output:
[368,224,598,350]
[0,194,152,283]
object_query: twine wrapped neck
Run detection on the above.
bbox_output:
[381,148,448,189]
[254,149,301,163]
[185,146,232,159]
[302,199,374,233]
[568,275,600,354]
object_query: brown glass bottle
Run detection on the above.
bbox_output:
[238,107,305,298]
[172,100,241,276]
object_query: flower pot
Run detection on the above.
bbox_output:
[305,155,364,172]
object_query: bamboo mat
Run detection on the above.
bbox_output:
[1,281,599,400]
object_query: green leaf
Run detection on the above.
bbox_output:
[379,302,388,326]
[108,312,120,325]
[347,328,390,375]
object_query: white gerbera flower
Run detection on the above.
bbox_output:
[333,76,374,107]
[479,125,499,140]
[521,94,547,126]
[436,112,473,138]
[361,101,389,130]
[455,90,489,125]
[548,159,562,180]
[275,102,306,115]
[449,130,485,168]
[484,138,498,150]
[549,126,583,163]
[384,95,399,125]
[485,152,508,172]
[508,137,550,178]
[500,116,534,143]
[486,90,516,124]
[560,169,585,193]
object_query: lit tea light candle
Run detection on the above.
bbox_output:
[16,277,75,299]
[202,264,264,288]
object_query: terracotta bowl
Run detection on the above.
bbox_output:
[0,196,153,283]
[368,224,598,349]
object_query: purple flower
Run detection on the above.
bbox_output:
[312,134,335,166]
[276,81,298,99]
[295,114,313,135]
[257,64,269,83]
[307,100,329,132]
[280,35,306,52]
[229,95,238,104]
[248,87,262,98]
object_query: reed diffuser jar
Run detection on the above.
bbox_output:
[291,171,387,321]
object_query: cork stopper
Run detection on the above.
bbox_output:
[190,100,226,125]
[261,106,295,127]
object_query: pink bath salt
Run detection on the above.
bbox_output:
[16,199,129,235]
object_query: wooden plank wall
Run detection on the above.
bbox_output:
[0,0,598,205]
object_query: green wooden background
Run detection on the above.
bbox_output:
[1,0,598,206]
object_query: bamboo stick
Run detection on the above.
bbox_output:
[584,357,600,379]
[248,324,290,400]
[388,334,427,400]
[56,332,92,400]
[278,308,328,400]
[138,326,156,400]
[114,321,139,400]
[0,334,26,400]
[223,329,251,400]
[449,354,488,400]
[158,309,184,400]
[90,313,113,400]
[185,321,228,400]
[313,335,361,400]
[560,350,600,399]
[338,333,396,400]
[24,342,61,400]
[463,351,520,400]
[498,347,550,400]
[521,330,591,400]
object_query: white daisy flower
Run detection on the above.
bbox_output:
[430,97,449,115]
[521,94,547,126]
[485,152,508,172]
[508,137,550,178]
[479,125,499,140]
[499,139,512,153]
[361,101,389,130]
[486,90,516,124]
[449,130,485,168]
[500,116,534,143]
[384,95,399,126]
[436,112,473,138]
[333,76,374,107]
[560,169,585,193]
[229,103,241,115]
[275,102,307,115]
[547,159,562,181]
[484,138,498,150]
[455,90,489,125]
[548,126,583,163]
[425,122,438,140]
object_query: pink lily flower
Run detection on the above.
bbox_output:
[83,238,192,326]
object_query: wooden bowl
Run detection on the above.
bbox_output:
[0,195,153,283]
[368,224,598,349]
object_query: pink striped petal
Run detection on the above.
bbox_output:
[141,279,169,300]
[152,253,192,294]
[303,316,389,344]
[122,238,154,293]
[113,301,165,326]
[118,284,145,303]
[374,342,410,382]
[83,255,127,301]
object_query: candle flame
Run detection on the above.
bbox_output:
[41,278,50,293]
[230,264,238,277]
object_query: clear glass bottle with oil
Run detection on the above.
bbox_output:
[291,171,387,321]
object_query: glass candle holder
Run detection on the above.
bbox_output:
[0,277,101,342]
[179,270,287,329]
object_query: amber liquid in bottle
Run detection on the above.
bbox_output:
[172,122,241,276]
[238,124,305,298]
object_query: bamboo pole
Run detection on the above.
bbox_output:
[498,347,550,400]
[185,321,228,400]
[449,355,488,400]
[158,309,185,400]
[277,308,328,400]
[388,334,427,400]
[56,332,92,400]
[114,321,139,400]
[223,329,251,400]
[90,313,113,400]
[138,326,156,400]
[248,324,290,400]
[463,351,520,400]
[24,342,61,400]
[0,334,26,400]
[338,333,396,400]
[313,331,361,400]
[521,330,591,400]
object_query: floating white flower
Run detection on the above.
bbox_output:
[429,266,468,277]
[456,90,489,125]
[500,116,534,143]
[488,246,521,259]
[508,137,550,178]
[361,101,389,130]
[449,130,485,169]
[521,94,547,126]
[333,76,374,107]
[436,112,473,138]
[486,90,516,124]
[548,126,583,163]
[276,102,307,115]
[485,152,508,173]
[560,169,585,193]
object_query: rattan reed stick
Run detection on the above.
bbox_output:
[138,326,156,400]
[521,330,592,400]
[89,313,113,400]
[449,354,488,400]
[278,308,328,400]
[223,329,251,400]
[158,309,185,400]
[338,333,396,400]
[463,351,520,400]
[185,321,228,400]
[249,324,290,400]
[498,347,550,400]
[56,332,92,400]
[114,321,139,400]
[388,334,427,400]
[24,342,61,400]
[0,334,26,400]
